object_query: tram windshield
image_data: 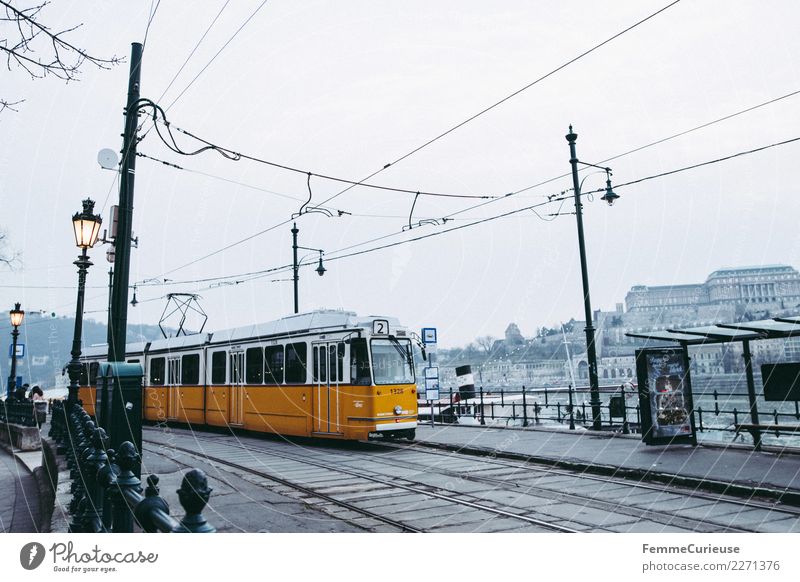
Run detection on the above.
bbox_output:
[371,338,414,385]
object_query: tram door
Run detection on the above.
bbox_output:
[228,351,245,425]
[312,342,344,434]
[167,357,181,421]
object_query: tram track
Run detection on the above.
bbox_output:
[143,427,800,532]
[144,428,579,533]
[373,440,800,522]
[232,437,772,533]
[143,439,421,533]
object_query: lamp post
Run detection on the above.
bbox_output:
[66,199,103,407]
[565,125,619,431]
[7,303,24,400]
[290,222,326,314]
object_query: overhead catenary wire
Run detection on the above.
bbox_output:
[437,86,800,223]
[142,0,161,49]
[145,102,500,200]
[312,0,683,210]
[157,0,231,105]
[133,1,683,285]
[164,0,269,111]
[323,134,800,262]
[136,84,800,274]
[136,151,351,212]
[135,132,800,290]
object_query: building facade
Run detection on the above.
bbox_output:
[626,265,800,314]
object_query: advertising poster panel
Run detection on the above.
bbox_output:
[635,347,697,446]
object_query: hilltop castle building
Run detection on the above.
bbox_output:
[625,265,800,313]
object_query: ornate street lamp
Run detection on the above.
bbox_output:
[66,199,102,406]
[566,125,619,431]
[7,303,24,400]
[315,251,327,277]
[290,223,327,314]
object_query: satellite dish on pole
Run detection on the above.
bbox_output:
[97,148,119,170]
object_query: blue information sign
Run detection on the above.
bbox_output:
[421,327,437,344]
[8,343,24,358]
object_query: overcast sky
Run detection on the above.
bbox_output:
[2,0,800,348]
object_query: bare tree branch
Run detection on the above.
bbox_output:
[0,0,122,111]
[0,229,22,269]
[0,97,23,112]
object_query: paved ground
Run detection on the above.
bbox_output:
[141,436,363,533]
[43,422,800,533]
[139,427,800,533]
[415,424,800,496]
[0,447,40,532]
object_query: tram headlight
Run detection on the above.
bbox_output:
[394,405,403,415]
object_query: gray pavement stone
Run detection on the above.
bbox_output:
[606,520,696,533]
[415,425,800,495]
[532,503,637,527]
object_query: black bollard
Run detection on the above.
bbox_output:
[82,427,110,533]
[112,441,143,533]
[173,469,216,533]
[99,448,117,531]
[135,475,171,533]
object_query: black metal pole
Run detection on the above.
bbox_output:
[568,384,576,430]
[742,340,762,450]
[67,249,92,406]
[566,126,602,431]
[8,321,20,400]
[97,265,113,427]
[292,223,299,314]
[108,42,143,364]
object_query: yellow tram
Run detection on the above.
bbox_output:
[76,310,419,440]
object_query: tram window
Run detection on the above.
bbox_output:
[371,339,415,385]
[168,358,181,385]
[211,351,226,384]
[246,347,264,384]
[150,357,165,386]
[313,346,327,382]
[264,346,284,385]
[229,353,244,384]
[285,342,307,384]
[329,345,337,382]
[89,362,99,385]
[350,338,371,385]
[337,343,345,382]
[182,354,200,385]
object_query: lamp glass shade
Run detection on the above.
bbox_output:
[316,254,326,276]
[601,179,620,206]
[9,304,24,327]
[72,199,103,248]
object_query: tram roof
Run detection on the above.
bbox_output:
[79,310,406,358]
[82,341,150,359]
[215,309,402,344]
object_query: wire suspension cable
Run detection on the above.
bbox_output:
[313,0,683,209]
[143,100,494,199]
[164,0,269,110]
[157,0,231,104]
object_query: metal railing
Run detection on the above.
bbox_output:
[424,385,800,449]
[0,399,38,427]
[424,386,639,434]
[693,389,800,442]
[49,400,215,533]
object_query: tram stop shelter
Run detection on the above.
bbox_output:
[626,316,800,450]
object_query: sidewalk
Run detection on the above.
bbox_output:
[0,446,41,532]
[415,424,800,503]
